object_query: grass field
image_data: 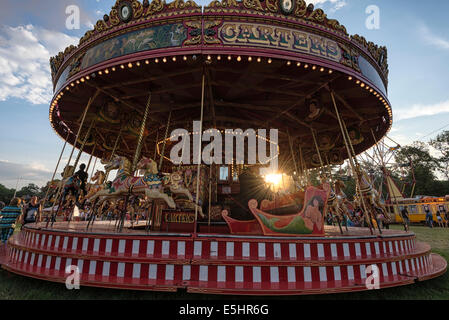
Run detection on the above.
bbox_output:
[0,225,447,300]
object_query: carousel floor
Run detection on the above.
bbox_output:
[1,222,446,295]
[28,220,410,238]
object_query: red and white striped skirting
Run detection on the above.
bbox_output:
[2,226,447,295]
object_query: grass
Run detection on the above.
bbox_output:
[0,225,447,300]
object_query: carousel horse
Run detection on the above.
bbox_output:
[355,169,389,232]
[85,170,106,201]
[137,157,205,218]
[89,155,176,209]
[327,179,350,234]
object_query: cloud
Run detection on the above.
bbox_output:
[0,24,78,105]
[308,0,347,12]
[419,23,449,51]
[0,160,52,188]
[394,99,449,121]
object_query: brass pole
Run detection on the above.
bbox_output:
[311,128,325,170]
[39,132,70,223]
[89,156,98,184]
[132,91,152,173]
[299,145,309,186]
[287,129,299,176]
[194,72,206,234]
[74,119,95,170]
[47,90,99,227]
[330,91,374,235]
[86,143,97,174]
[158,109,173,171]
[104,127,124,182]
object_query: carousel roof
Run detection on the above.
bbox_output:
[48,0,392,171]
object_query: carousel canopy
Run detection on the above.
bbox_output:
[49,0,391,171]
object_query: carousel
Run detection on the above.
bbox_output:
[2,0,446,295]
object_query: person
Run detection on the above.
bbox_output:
[0,198,23,243]
[23,196,41,226]
[400,206,410,232]
[436,209,444,228]
[445,209,449,228]
[424,206,433,228]
[74,163,89,199]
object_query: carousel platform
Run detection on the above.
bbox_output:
[1,222,446,295]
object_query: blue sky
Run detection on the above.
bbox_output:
[1,0,449,188]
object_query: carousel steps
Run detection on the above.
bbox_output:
[7,234,430,267]
[2,226,446,295]
[4,250,443,295]
[14,228,418,263]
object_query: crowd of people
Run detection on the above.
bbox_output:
[326,205,392,231]
[0,196,43,243]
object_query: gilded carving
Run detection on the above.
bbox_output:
[132,0,144,18]
[185,20,202,45]
[143,0,165,16]
[207,0,239,8]
[265,0,278,13]
[294,0,307,17]
[307,8,326,23]
[243,0,264,12]
[168,0,199,9]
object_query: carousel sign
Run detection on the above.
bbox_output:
[219,22,342,63]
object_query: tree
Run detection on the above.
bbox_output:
[16,183,41,198]
[0,184,14,204]
[394,142,443,196]
[430,130,449,180]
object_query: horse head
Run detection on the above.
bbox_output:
[62,165,75,179]
[92,170,106,184]
[102,155,122,172]
[137,156,158,175]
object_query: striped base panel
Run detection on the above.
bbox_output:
[2,224,446,295]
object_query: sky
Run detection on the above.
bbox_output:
[0,0,449,189]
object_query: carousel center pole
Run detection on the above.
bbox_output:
[39,132,70,224]
[194,68,206,236]
[47,90,99,227]
[330,90,374,235]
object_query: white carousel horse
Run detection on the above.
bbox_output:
[137,157,205,218]
[89,155,176,209]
